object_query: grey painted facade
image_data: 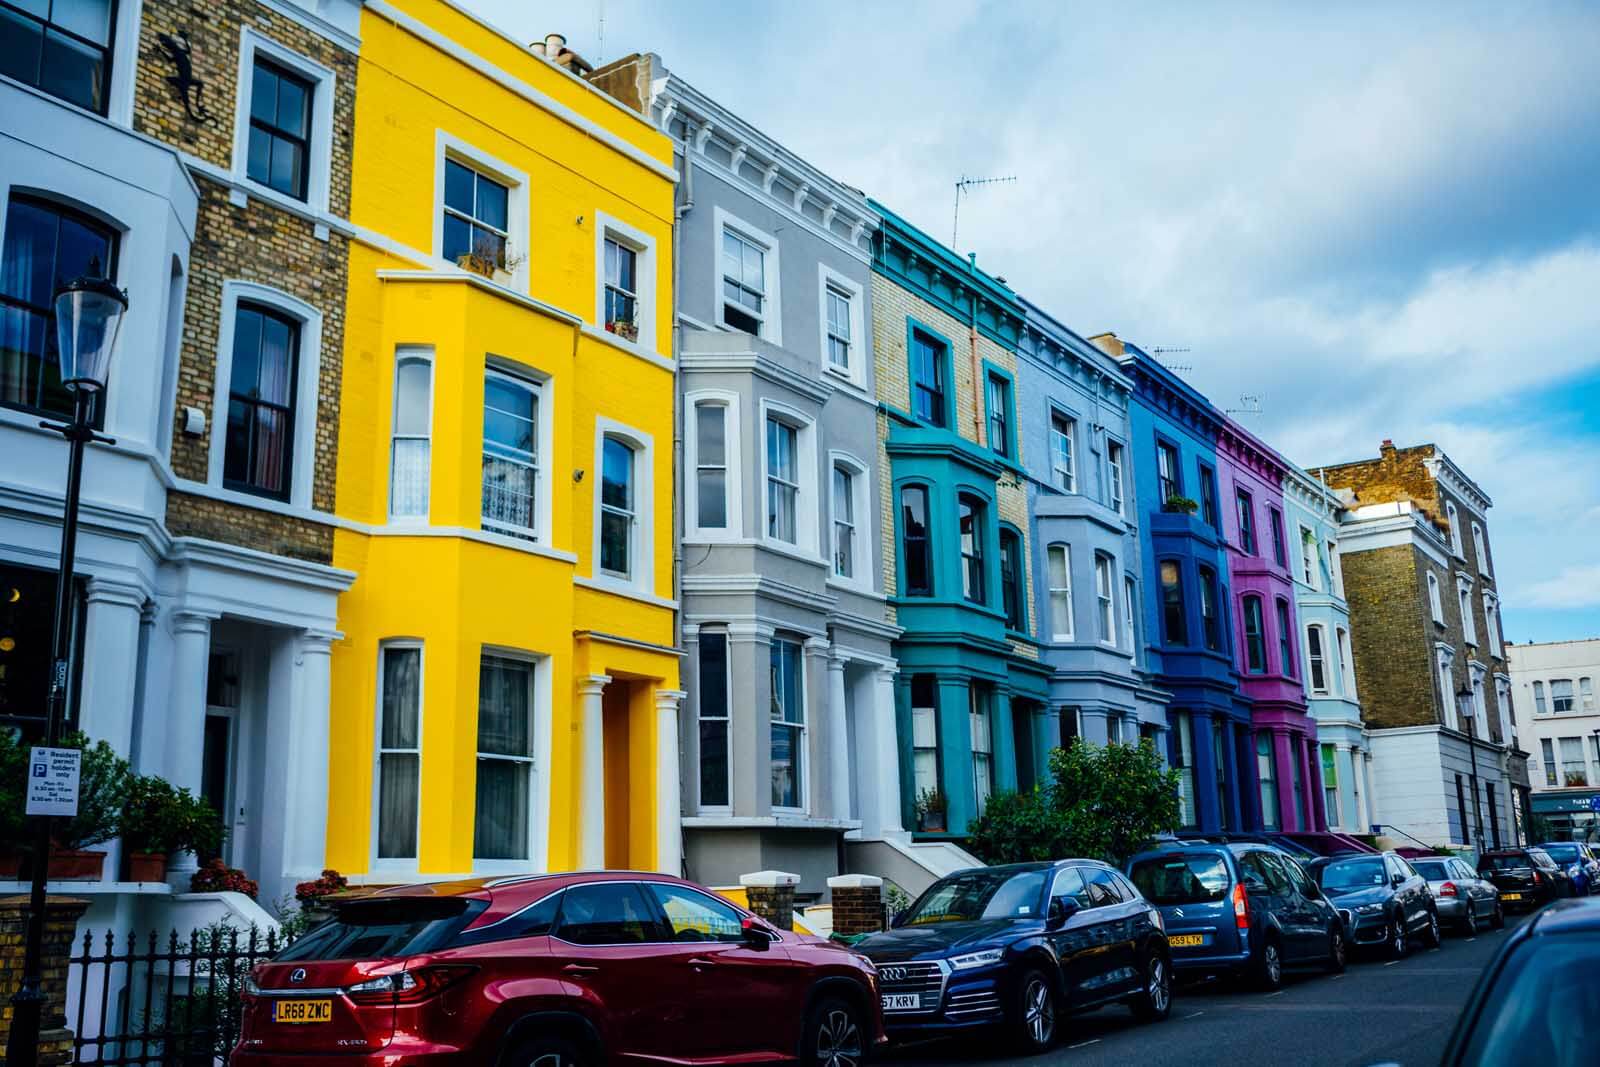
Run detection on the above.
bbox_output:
[641,60,901,898]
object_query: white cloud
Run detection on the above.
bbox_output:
[1523,565,1600,610]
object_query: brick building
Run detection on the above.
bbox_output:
[1314,441,1529,851]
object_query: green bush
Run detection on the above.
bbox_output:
[54,732,130,851]
[121,775,224,857]
[968,737,1181,867]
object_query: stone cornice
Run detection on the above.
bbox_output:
[1122,356,1225,441]
[869,202,1024,349]
[1015,297,1133,406]
[1218,418,1289,484]
[1423,450,1493,516]
[1283,463,1342,518]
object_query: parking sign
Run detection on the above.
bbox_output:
[25,747,80,817]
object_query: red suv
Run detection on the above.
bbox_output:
[234,871,882,1066]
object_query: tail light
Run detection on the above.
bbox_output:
[1232,882,1250,930]
[1439,882,1457,897]
[1532,871,1542,885]
[346,965,477,1005]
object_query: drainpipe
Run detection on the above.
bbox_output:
[672,118,695,656]
[966,255,982,442]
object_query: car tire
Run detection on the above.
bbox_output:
[1324,925,1346,974]
[1007,967,1058,1054]
[503,1036,588,1067]
[1460,904,1478,937]
[1490,901,1505,929]
[1130,953,1172,1023]
[1253,935,1285,991]
[801,996,866,1067]
[1422,909,1442,949]
[1387,916,1410,960]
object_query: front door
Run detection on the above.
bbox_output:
[200,648,240,863]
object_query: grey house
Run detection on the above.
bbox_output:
[594,55,901,898]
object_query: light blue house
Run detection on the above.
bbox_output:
[1015,302,1170,756]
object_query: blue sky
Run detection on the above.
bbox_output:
[471,0,1600,642]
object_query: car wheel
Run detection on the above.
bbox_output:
[802,997,865,1067]
[1490,901,1505,929]
[1130,953,1172,1022]
[1460,903,1478,937]
[1008,967,1058,1053]
[1324,925,1346,974]
[1387,916,1410,960]
[1254,935,1284,991]
[1422,909,1442,949]
[504,1037,588,1067]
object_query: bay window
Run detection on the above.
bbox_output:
[1160,560,1187,646]
[1095,553,1115,644]
[697,631,730,809]
[901,486,932,596]
[376,644,421,861]
[958,494,986,605]
[999,528,1024,632]
[389,349,432,518]
[1243,595,1266,674]
[599,436,636,579]
[693,400,728,531]
[1049,544,1074,640]
[481,369,539,537]
[770,637,804,809]
[474,653,535,861]
[765,416,799,544]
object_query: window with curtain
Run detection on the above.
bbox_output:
[1552,678,1575,713]
[1123,575,1138,653]
[970,687,992,815]
[910,330,946,427]
[770,637,804,809]
[1107,440,1125,513]
[599,436,635,579]
[1276,598,1295,677]
[832,464,855,579]
[1049,544,1074,640]
[1533,681,1547,713]
[693,402,727,530]
[825,284,851,369]
[1307,625,1327,693]
[1,195,117,423]
[1051,413,1077,492]
[985,373,1010,457]
[376,645,421,861]
[1236,490,1257,554]
[0,0,115,111]
[1560,736,1588,787]
[911,675,938,800]
[1257,734,1279,830]
[1540,738,1557,787]
[224,303,299,500]
[1172,710,1195,827]
[1269,508,1287,567]
[474,653,534,860]
[603,237,638,333]
[900,486,932,596]
[1156,439,1179,502]
[247,59,313,199]
[721,228,765,334]
[1582,677,1596,712]
[999,528,1024,631]
[1095,553,1115,644]
[443,159,509,269]
[1160,560,1187,646]
[958,495,985,604]
[765,416,798,544]
[697,631,729,808]
[1198,565,1221,652]
[1198,463,1219,529]
[482,369,538,536]
[1243,596,1266,674]
[389,351,431,518]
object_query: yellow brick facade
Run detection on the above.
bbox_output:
[326,0,679,879]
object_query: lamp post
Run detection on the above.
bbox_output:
[6,269,126,1067]
[1457,683,1485,855]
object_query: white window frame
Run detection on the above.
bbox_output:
[816,264,864,385]
[471,647,551,874]
[207,280,322,509]
[1482,592,1502,658]
[693,626,733,815]
[1305,623,1329,695]
[1048,543,1075,641]
[231,29,336,213]
[1446,501,1464,557]
[1471,521,1490,576]
[769,634,808,814]
[433,132,531,291]
[1582,676,1596,713]
[1533,680,1547,714]
[685,391,743,541]
[828,451,872,591]
[1049,410,1076,492]
[591,417,655,591]
[1496,677,1514,745]
[714,207,782,345]
[1551,678,1576,714]
[1094,552,1116,646]
[1458,577,1477,646]
[970,687,993,814]
[1328,539,1344,597]
[481,359,554,542]
[1123,574,1138,657]
[389,346,434,523]
[593,210,658,354]
[1427,572,1444,624]
[758,399,819,559]
[370,639,423,875]
[1437,649,1457,728]
[1336,626,1356,698]
[1106,439,1126,515]
[1298,524,1319,590]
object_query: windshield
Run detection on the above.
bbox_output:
[1129,854,1230,905]
[1315,858,1386,893]
[901,868,1049,925]
[1541,844,1580,864]
[276,899,483,961]
[1480,854,1533,872]
[1412,860,1450,880]
[1462,934,1600,1067]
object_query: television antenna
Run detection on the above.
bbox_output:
[1226,394,1263,417]
[952,174,1016,249]
[1150,345,1192,373]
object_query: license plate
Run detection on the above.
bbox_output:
[881,994,921,1012]
[1501,893,1522,901]
[1168,933,1206,947]
[274,1000,332,1024]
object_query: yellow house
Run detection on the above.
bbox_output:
[328,0,680,882]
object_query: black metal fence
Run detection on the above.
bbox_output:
[67,924,291,1066]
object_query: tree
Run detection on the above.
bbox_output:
[968,738,1181,867]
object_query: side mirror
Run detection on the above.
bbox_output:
[1046,897,1078,930]
[740,916,771,951]
[1391,873,1405,887]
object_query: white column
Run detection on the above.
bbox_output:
[1362,751,1379,831]
[76,579,146,754]
[654,689,686,876]
[870,665,904,837]
[578,674,610,868]
[164,608,215,881]
[283,630,337,884]
[826,650,851,821]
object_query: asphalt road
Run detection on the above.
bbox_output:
[887,915,1526,1067]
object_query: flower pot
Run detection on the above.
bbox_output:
[919,811,946,833]
[46,848,106,881]
[126,852,168,882]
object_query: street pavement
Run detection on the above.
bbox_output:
[887,915,1526,1067]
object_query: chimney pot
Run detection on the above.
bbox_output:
[545,32,567,55]
[530,40,546,55]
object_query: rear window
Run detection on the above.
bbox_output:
[1315,858,1385,892]
[1413,861,1450,880]
[1480,854,1532,872]
[276,898,485,962]
[1541,844,1580,864]
[1460,933,1600,1062]
[1129,855,1230,905]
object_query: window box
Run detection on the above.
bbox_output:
[1163,495,1199,514]
[605,318,640,342]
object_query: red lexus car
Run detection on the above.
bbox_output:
[234,870,882,1066]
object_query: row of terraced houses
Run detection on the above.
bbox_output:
[1,0,1532,985]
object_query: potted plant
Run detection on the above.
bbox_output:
[190,858,259,899]
[120,775,224,882]
[915,788,948,833]
[455,237,524,286]
[45,733,130,880]
[1163,494,1199,515]
[295,868,349,925]
[606,317,639,342]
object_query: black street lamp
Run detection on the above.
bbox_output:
[6,268,126,1067]
[1457,682,1485,854]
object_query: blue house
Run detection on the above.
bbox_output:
[1014,302,1170,756]
[1091,333,1259,834]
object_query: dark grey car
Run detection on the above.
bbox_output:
[1412,855,1503,935]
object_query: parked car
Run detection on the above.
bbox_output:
[1477,847,1573,911]
[1310,851,1439,959]
[1536,841,1600,896]
[1439,898,1600,1066]
[234,872,882,1067]
[1410,855,1503,935]
[1127,842,1345,990]
[856,861,1171,1054]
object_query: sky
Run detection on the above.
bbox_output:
[469,0,1600,643]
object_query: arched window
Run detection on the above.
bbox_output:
[958,494,986,605]
[999,528,1025,632]
[900,486,932,596]
[1427,572,1444,624]
[1160,560,1187,647]
[1197,565,1221,652]
[390,349,432,518]
[1242,595,1266,674]
[1446,501,1463,555]
[599,435,636,579]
